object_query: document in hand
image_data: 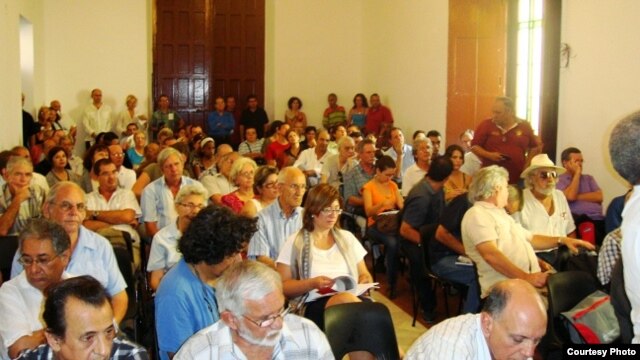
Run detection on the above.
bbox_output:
[306,275,379,302]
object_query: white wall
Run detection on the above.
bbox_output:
[265,0,448,138]
[0,0,23,150]
[558,0,640,205]
[266,0,365,125]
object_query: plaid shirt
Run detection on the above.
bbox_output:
[16,337,149,360]
[342,162,374,212]
[597,228,622,285]
[0,184,46,235]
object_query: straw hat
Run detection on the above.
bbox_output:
[520,153,566,178]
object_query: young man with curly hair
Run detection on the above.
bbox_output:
[154,205,258,360]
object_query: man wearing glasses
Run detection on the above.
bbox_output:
[10,181,129,325]
[108,144,136,190]
[248,167,306,269]
[517,154,577,269]
[175,260,332,360]
[155,206,257,360]
[0,219,71,358]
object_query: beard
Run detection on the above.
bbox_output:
[535,185,555,196]
[236,322,281,347]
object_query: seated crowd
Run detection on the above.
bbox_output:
[1,91,633,359]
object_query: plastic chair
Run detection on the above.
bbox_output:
[542,270,601,356]
[324,302,400,360]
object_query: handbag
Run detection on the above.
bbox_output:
[374,210,400,235]
[560,290,620,344]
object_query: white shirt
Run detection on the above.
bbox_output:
[0,271,71,359]
[82,103,113,142]
[86,188,142,244]
[406,313,491,359]
[401,163,427,197]
[174,314,334,360]
[293,148,333,177]
[622,184,640,343]
[117,167,137,190]
[68,155,84,178]
[461,152,482,177]
[201,173,236,197]
[147,221,182,272]
[517,188,576,238]
[462,201,540,297]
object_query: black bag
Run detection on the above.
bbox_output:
[374,211,400,235]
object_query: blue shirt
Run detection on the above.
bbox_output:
[11,226,127,296]
[247,200,303,260]
[126,147,145,167]
[383,144,415,178]
[206,111,235,137]
[155,259,218,360]
[141,176,204,229]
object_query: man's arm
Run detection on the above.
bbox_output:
[471,145,504,162]
[132,172,151,200]
[86,209,136,225]
[8,330,45,359]
[111,290,129,324]
[476,241,548,288]
[0,189,29,236]
[399,221,420,245]
[145,221,159,238]
[434,225,466,255]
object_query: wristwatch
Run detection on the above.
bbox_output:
[92,210,99,220]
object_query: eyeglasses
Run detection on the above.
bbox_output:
[110,153,124,158]
[239,171,255,178]
[53,201,86,212]
[263,181,278,189]
[18,253,61,267]
[321,207,343,215]
[243,306,291,328]
[286,183,306,191]
[178,202,205,211]
[538,171,557,180]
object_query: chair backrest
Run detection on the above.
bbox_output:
[419,223,438,271]
[0,236,19,282]
[546,271,600,347]
[324,302,400,360]
[610,259,633,343]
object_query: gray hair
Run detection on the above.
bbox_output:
[229,157,257,183]
[412,137,432,159]
[46,181,86,205]
[277,166,304,184]
[174,184,208,205]
[468,165,508,203]
[337,135,355,148]
[610,110,640,185]
[216,260,283,316]
[6,156,33,174]
[157,147,183,168]
[19,218,70,255]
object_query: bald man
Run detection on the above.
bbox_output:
[406,279,547,360]
[247,167,306,268]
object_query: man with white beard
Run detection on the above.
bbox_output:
[174,261,333,360]
[515,154,577,268]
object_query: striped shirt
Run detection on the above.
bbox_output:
[141,176,204,229]
[15,337,149,360]
[174,314,334,360]
[406,313,491,360]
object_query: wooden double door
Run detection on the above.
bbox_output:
[153,0,265,128]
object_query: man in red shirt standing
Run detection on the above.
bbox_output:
[471,97,542,184]
[365,93,394,137]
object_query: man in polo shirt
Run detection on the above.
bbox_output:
[0,157,47,236]
[141,147,205,237]
[471,97,542,184]
[248,167,306,269]
[365,93,394,137]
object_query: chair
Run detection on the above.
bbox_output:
[0,236,19,282]
[610,259,633,343]
[416,224,466,325]
[324,302,400,360]
[543,270,601,356]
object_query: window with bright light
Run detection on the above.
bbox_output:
[515,0,543,134]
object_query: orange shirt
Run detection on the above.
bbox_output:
[362,179,400,226]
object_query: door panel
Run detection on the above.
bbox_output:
[153,0,265,129]
[446,0,507,147]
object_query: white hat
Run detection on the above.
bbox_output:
[200,137,215,148]
[520,154,566,178]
